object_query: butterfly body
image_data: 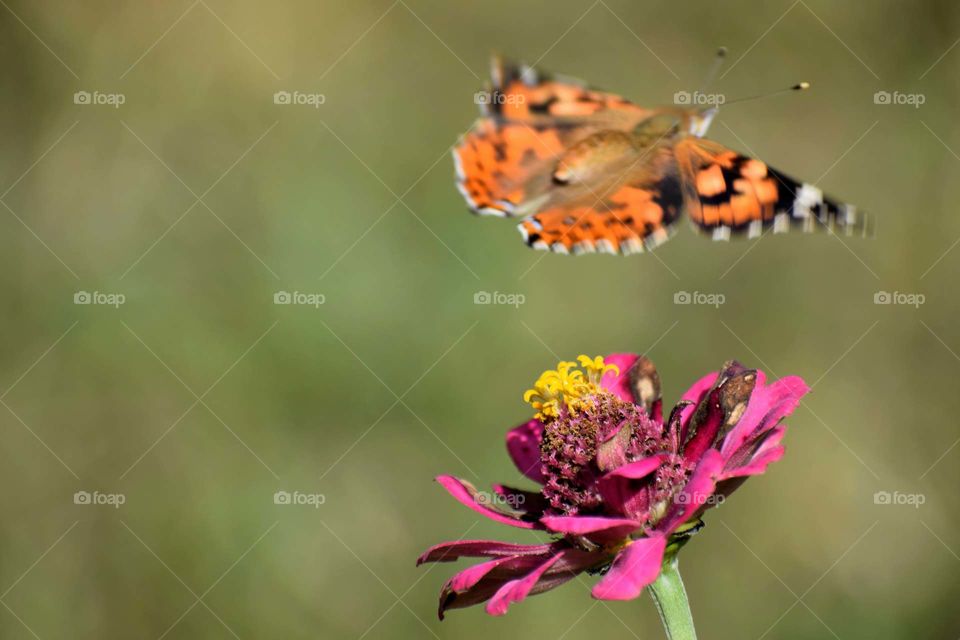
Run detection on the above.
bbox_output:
[454,56,868,255]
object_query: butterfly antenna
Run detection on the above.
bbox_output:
[722,82,811,107]
[697,47,727,94]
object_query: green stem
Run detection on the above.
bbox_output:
[648,557,697,640]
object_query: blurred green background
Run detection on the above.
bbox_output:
[0,0,958,638]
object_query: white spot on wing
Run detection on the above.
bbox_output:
[572,241,596,255]
[841,204,856,226]
[794,184,823,219]
[596,239,617,254]
[620,237,644,254]
[773,212,790,233]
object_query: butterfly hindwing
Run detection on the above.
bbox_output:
[676,139,870,240]
[517,145,685,255]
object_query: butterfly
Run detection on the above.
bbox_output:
[453,55,869,255]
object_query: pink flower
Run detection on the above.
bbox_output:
[418,354,808,619]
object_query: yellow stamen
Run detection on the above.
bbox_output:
[524,355,619,420]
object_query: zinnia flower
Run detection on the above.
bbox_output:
[417,354,808,619]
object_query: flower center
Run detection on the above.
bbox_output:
[538,390,669,517]
[523,355,618,421]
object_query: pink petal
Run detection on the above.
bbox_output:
[681,388,724,464]
[596,421,633,472]
[540,516,640,543]
[677,371,719,432]
[506,419,545,483]
[721,425,788,480]
[603,454,670,480]
[596,455,669,520]
[680,371,719,404]
[486,552,565,615]
[418,540,556,565]
[724,445,785,479]
[720,375,808,461]
[438,548,598,619]
[436,476,540,529]
[601,353,640,402]
[658,449,724,533]
[591,536,667,600]
[446,557,513,593]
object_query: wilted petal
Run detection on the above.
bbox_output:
[591,536,667,600]
[506,419,545,483]
[486,552,565,615]
[439,549,597,619]
[436,476,541,529]
[418,540,556,565]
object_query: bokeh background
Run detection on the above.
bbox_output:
[0,1,958,638]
